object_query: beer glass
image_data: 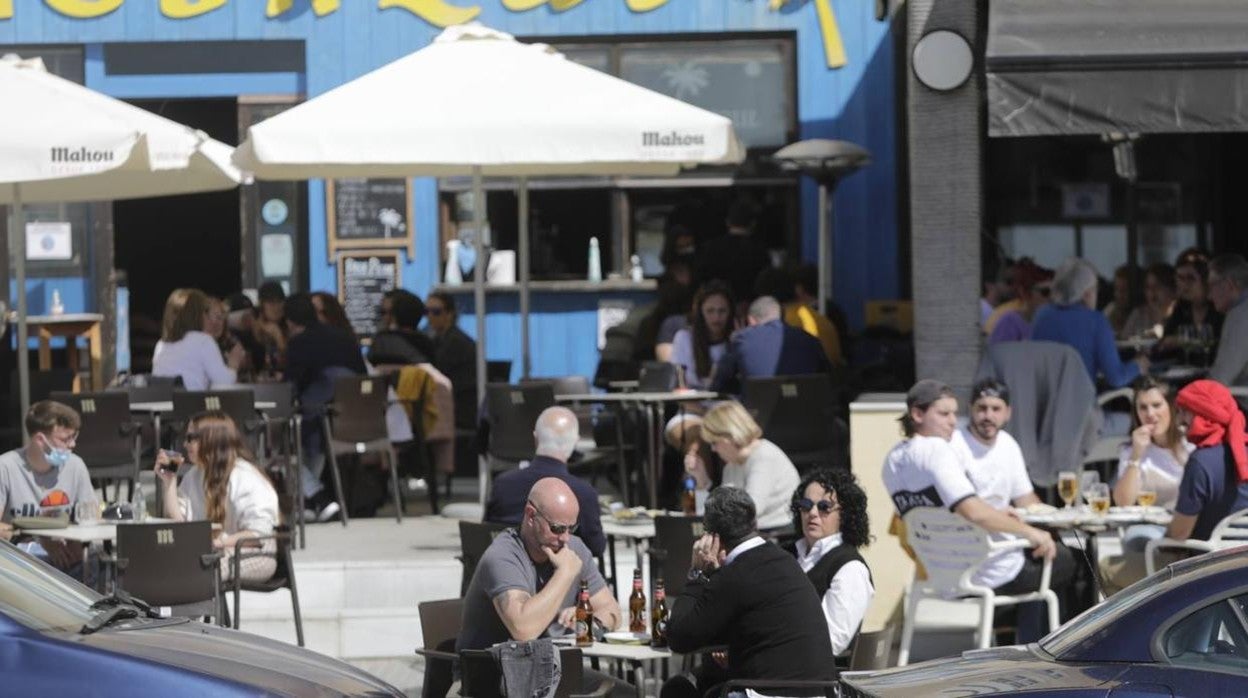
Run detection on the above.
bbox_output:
[1057,471,1079,508]
[1087,483,1111,516]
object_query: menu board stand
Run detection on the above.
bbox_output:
[337,250,402,340]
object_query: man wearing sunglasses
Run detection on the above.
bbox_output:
[460,477,621,649]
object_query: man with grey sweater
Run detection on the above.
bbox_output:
[1208,254,1248,387]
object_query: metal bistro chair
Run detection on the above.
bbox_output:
[897,507,1059,667]
[415,597,464,698]
[115,520,222,622]
[169,389,266,455]
[637,361,677,393]
[323,374,404,525]
[743,374,846,470]
[50,391,141,501]
[112,374,180,459]
[648,514,704,598]
[220,523,304,647]
[1145,508,1248,575]
[460,647,612,698]
[241,382,306,548]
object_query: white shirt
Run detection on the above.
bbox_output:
[721,439,801,530]
[884,435,1022,589]
[1116,441,1193,510]
[177,459,279,536]
[949,427,1029,589]
[723,535,766,566]
[795,533,874,655]
[152,331,237,391]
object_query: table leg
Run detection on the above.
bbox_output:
[608,534,619,594]
[88,322,102,391]
[645,404,659,510]
[37,328,53,371]
[66,336,80,386]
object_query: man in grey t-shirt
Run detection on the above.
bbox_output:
[458,477,621,652]
[0,400,95,571]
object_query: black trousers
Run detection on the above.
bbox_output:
[994,540,1078,643]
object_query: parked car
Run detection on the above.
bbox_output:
[842,545,1248,697]
[0,540,403,696]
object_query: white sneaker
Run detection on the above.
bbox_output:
[316,501,341,523]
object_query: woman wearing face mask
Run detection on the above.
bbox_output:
[787,469,873,657]
[669,280,735,390]
[155,411,280,582]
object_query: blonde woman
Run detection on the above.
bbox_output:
[155,411,279,582]
[685,401,800,531]
[152,288,245,390]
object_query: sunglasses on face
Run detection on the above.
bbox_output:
[528,501,578,535]
[792,498,839,515]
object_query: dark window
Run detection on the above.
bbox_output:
[103,40,305,75]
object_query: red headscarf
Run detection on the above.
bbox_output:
[1176,379,1248,482]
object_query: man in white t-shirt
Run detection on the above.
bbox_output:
[950,379,1078,641]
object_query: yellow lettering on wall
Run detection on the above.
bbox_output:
[161,0,227,19]
[0,0,11,19]
[813,0,846,69]
[266,0,292,17]
[378,0,480,26]
[501,0,545,10]
[45,0,124,18]
[549,0,583,9]
[625,0,668,11]
[311,0,340,15]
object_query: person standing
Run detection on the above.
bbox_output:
[424,291,477,432]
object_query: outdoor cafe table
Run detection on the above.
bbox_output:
[601,517,658,593]
[556,391,718,509]
[17,518,176,588]
[557,637,672,698]
[1018,505,1172,530]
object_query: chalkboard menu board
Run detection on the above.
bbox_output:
[326,178,414,261]
[337,250,402,338]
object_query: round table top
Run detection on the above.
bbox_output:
[1018,505,1171,529]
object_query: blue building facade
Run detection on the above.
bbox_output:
[1,0,899,380]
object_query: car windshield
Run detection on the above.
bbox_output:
[0,541,101,633]
[1040,566,1171,657]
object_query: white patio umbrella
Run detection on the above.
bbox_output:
[0,54,246,422]
[234,23,743,418]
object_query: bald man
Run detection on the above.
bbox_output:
[459,477,622,653]
[710,295,829,395]
[485,406,606,556]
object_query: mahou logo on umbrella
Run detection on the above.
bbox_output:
[50,146,115,163]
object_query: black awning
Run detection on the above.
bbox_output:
[986,0,1248,137]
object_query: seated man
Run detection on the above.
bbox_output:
[368,289,436,367]
[664,486,836,698]
[710,295,829,395]
[458,478,622,692]
[885,380,1072,643]
[1207,254,1248,387]
[485,407,606,557]
[0,400,95,573]
[1167,380,1248,543]
[950,378,1078,639]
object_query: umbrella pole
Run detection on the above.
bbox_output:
[472,167,488,507]
[12,183,30,442]
[817,181,830,317]
[518,177,530,379]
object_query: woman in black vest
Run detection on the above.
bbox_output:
[788,469,874,657]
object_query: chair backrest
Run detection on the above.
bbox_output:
[902,507,994,597]
[115,521,216,606]
[242,382,296,420]
[742,374,838,455]
[418,597,464,652]
[1210,508,1248,544]
[326,374,391,444]
[459,646,584,698]
[171,389,261,451]
[649,515,704,597]
[11,368,76,414]
[117,374,180,404]
[459,521,511,595]
[487,361,512,384]
[638,361,676,392]
[485,383,556,462]
[49,391,136,466]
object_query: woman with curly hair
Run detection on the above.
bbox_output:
[788,468,873,656]
[154,411,279,582]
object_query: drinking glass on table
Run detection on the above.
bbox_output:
[1057,471,1079,508]
[1087,483,1111,516]
[1079,471,1100,506]
[74,499,101,525]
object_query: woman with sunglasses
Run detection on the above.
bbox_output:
[788,469,873,657]
[154,411,280,583]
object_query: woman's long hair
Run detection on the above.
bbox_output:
[188,410,259,525]
[790,468,871,548]
[1129,376,1185,463]
[689,280,734,380]
[161,288,211,342]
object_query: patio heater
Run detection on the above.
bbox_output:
[771,139,871,315]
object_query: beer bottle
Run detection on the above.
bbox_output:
[650,578,668,648]
[575,579,594,646]
[681,476,697,516]
[628,568,647,633]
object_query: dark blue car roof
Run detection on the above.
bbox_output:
[1043,545,1248,662]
